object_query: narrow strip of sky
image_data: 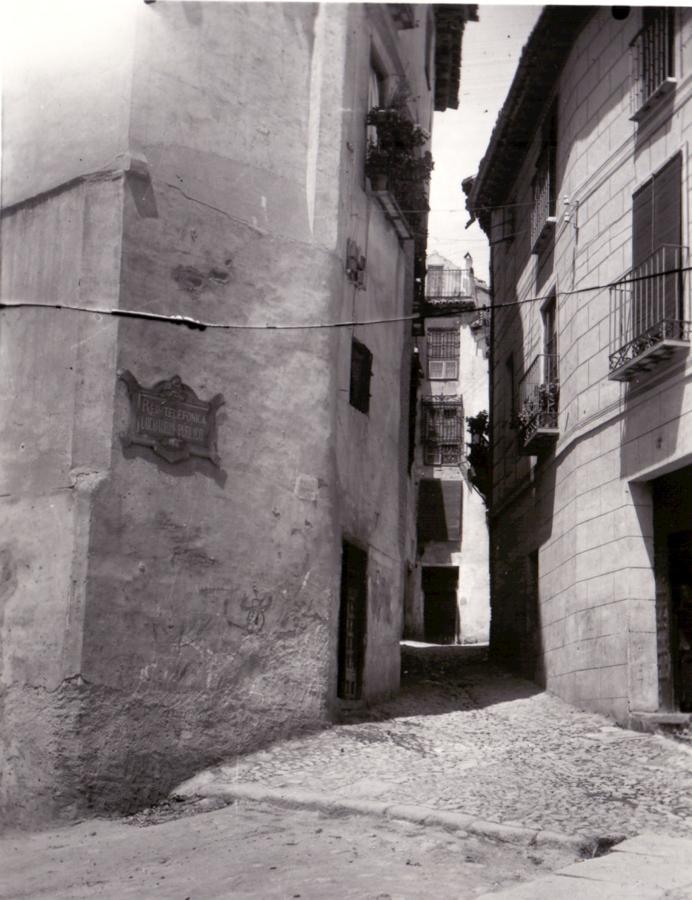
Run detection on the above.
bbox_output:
[427,5,541,283]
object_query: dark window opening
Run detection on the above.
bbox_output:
[408,353,422,472]
[542,294,559,383]
[505,354,516,419]
[350,338,372,414]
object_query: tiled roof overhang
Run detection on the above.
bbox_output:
[467,6,596,232]
[434,4,479,111]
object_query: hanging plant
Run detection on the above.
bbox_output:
[511,383,560,433]
[365,107,434,191]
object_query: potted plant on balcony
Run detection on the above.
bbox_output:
[365,107,434,195]
[511,383,559,445]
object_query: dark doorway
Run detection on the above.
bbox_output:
[422,566,458,644]
[337,541,367,701]
[669,531,692,712]
[653,465,692,711]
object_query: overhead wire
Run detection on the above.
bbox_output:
[1,265,690,331]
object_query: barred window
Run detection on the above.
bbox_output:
[427,328,459,359]
[427,328,459,380]
[423,400,463,466]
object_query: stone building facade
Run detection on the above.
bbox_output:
[468,6,692,726]
[405,252,490,645]
[0,0,475,826]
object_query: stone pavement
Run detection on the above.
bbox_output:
[477,832,692,899]
[176,644,692,847]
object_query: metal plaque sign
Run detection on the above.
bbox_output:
[118,370,224,466]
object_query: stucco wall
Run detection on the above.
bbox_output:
[0,1,433,824]
[489,7,692,721]
[0,178,124,824]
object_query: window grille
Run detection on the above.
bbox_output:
[630,9,675,120]
[427,328,460,359]
[423,399,463,465]
[427,328,459,379]
[350,339,372,414]
[530,105,557,254]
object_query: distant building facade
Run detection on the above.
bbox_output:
[0,1,476,825]
[468,7,692,726]
[405,251,490,645]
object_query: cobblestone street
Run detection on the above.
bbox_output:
[181,644,692,843]
[4,645,692,899]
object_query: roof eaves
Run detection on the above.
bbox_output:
[434,4,479,112]
[467,6,596,231]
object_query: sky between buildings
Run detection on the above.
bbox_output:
[427,5,542,284]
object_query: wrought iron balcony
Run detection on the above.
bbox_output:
[516,354,559,455]
[608,244,690,382]
[425,267,474,303]
[630,9,676,122]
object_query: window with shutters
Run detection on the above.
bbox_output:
[491,202,515,246]
[427,328,459,380]
[417,479,462,542]
[630,9,676,122]
[422,398,463,465]
[350,339,372,413]
[608,152,689,381]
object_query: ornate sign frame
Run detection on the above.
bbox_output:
[118,370,224,466]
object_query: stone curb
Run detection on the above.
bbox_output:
[174,781,595,854]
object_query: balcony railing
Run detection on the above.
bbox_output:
[516,354,560,454]
[530,147,556,254]
[630,10,676,122]
[425,268,474,302]
[608,244,690,381]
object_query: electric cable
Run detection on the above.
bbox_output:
[1,265,689,331]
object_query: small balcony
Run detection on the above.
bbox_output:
[516,354,560,455]
[425,267,474,303]
[630,10,677,122]
[608,244,690,382]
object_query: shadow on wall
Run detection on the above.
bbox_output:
[490,457,556,688]
[619,364,685,481]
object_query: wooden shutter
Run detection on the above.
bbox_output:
[417,479,462,542]
[654,153,682,321]
[633,178,654,268]
[653,153,681,249]
[632,153,682,330]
